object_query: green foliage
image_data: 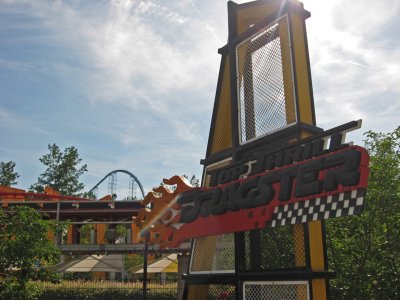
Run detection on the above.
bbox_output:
[36,287,177,300]
[30,143,88,196]
[257,226,300,270]
[78,224,94,244]
[0,160,20,186]
[326,126,400,299]
[34,281,178,300]
[189,175,200,187]
[0,279,40,300]
[182,174,200,187]
[82,190,97,200]
[125,253,145,272]
[115,224,128,239]
[37,288,141,300]
[0,206,64,299]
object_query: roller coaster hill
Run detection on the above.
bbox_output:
[0,170,190,255]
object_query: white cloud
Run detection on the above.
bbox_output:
[0,58,33,71]
[45,1,218,106]
[0,106,56,137]
[2,0,398,192]
[302,0,400,131]
[135,1,187,24]
[1,0,223,156]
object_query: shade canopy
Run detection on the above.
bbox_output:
[136,254,178,273]
[55,254,124,273]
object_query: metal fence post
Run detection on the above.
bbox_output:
[143,231,149,300]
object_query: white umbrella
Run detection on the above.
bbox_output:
[135,254,178,273]
[56,254,124,273]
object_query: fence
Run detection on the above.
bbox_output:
[36,280,180,300]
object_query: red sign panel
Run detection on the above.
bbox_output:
[160,146,369,248]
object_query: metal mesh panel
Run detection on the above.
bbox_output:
[237,15,296,144]
[210,55,232,154]
[244,281,309,300]
[190,234,235,273]
[188,284,236,299]
[244,225,306,271]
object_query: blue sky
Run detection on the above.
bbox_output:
[1,0,399,198]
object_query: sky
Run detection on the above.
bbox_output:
[0,0,399,198]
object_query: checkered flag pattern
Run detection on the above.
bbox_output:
[270,189,366,227]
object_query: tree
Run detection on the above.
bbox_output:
[0,161,20,186]
[30,143,88,196]
[183,174,200,187]
[0,206,64,300]
[125,253,145,273]
[326,126,400,299]
[82,190,97,200]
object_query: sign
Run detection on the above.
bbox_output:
[132,124,369,249]
[177,1,371,298]
[161,144,368,248]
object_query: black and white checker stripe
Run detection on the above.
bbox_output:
[269,189,366,227]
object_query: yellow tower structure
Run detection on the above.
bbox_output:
[184,1,330,299]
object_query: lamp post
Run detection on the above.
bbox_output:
[143,230,149,300]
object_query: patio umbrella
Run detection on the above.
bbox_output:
[135,253,178,273]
